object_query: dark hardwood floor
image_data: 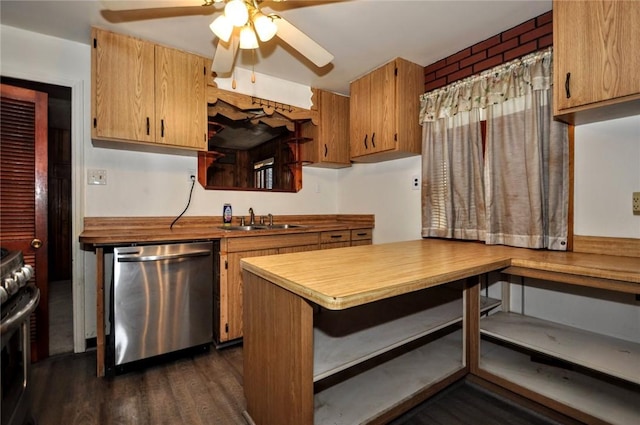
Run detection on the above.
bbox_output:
[31,346,573,425]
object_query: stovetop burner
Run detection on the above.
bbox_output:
[1,250,32,306]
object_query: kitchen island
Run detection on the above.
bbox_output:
[240,239,640,425]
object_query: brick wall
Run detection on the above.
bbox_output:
[424,11,552,92]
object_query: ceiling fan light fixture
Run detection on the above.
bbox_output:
[239,25,259,49]
[252,13,277,42]
[210,15,233,42]
[225,0,249,27]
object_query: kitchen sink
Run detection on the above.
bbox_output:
[218,225,268,231]
[218,224,307,231]
[265,224,306,229]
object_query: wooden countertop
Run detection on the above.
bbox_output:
[78,215,374,246]
[240,239,640,310]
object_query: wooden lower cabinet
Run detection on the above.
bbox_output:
[217,229,373,344]
[351,228,373,246]
[223,249,277,341]
[320,230,350,249]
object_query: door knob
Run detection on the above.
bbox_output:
[31,238,42,249]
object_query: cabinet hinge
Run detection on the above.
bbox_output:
[225,260,228,269]
[204,66,206,76]
[394,133,397,141]
[93,38,97,49]
[93,118,97,128]
[225,323,229,333]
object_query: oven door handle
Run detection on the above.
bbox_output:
[0,286,40,335]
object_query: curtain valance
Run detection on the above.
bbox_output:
[419,47,553,123]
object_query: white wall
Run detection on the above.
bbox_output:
[574,115,640,238]
[338,156,423,244]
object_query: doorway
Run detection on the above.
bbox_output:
[1,76,73,357]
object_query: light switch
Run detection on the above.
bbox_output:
[88,169,107,185]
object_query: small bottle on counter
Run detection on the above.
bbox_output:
[223,203,232,226]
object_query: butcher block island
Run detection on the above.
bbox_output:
[240,239,640,425]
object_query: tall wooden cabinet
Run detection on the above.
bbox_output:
[300,88,351,168]
[553,0,640,124]
[91,28,207,150]
[349,58,423,162]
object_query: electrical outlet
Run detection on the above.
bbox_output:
[412,175,420,190]
[88,169,107,185]
[188,169,196,181]
[633,192,640,215]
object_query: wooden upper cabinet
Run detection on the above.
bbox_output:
[92,28,155,143]
[91,28,207,150]
[349,58,423,162]
[154,45,206,149]
[300,88,351,168]
[553,0,640,124]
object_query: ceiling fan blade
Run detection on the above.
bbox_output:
[274,17,333,68]
[212,37,239,75]
[101,0,203,11]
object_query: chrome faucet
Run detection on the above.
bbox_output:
[249,207,255,225]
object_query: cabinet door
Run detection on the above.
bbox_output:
[226,249,277,341]
[349,74,371,158]
[155,45,207,149]
[368,61,396,154]
[320,90,351,165]
[554,0,640,112]
[92,28,155,142]
[300,89,350,168]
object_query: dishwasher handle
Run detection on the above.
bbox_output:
[116,249,211,263]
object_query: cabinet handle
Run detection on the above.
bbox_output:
[363,134,368,149]
[161,119,165,137]
[356,232,367,237]
[372,132,376,148]
[146,117,150,135]
[330,235,343,239]
[564,72,571,99]
[324,144,328,157]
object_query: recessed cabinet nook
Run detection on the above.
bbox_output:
[349,57,423,162]
[553,0,640,124]
[91,27,207,150]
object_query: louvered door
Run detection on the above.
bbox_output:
[0,83,49,361]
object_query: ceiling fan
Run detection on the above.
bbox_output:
[101,0,334,75]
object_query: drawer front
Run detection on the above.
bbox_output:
[226,233,320,252]
[351,228,372,241]
[320,230,350,244]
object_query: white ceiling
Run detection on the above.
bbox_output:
[0,0,552,95]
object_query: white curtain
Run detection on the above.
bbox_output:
[421,109,485,240]
[420,48,569,250]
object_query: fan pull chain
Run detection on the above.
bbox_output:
[251,50,256,84]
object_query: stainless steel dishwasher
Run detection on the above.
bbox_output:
[109,241,215,372]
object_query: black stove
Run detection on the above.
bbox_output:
[1,248,39,425]
[1,250,34,308]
